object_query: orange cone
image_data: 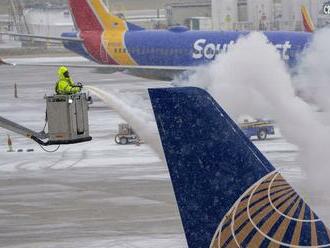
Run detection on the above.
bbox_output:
[7,135,14,152]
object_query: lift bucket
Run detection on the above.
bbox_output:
[46,93,92,145]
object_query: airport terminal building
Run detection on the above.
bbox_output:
[1,0,330,49]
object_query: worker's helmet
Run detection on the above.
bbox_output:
[57,66,69,78]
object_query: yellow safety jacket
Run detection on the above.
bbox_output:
[55,67,81,95]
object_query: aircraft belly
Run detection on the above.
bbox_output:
[63,41,94,62]
[125,68,182,81]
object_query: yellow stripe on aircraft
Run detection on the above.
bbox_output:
[301,5,315,32]
[103,31,137,65]
[88,0,136,65]
[88,0,127,31]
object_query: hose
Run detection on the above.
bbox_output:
[38,144,61,153]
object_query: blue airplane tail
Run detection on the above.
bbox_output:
[148,87,330,248]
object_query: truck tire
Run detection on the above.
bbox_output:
[115,135,121,144]
[120,137,129,145]
[257,130,267,140]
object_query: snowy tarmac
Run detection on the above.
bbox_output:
[0,57,329,247]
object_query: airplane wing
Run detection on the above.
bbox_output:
[0,57,192,80]
[0,57,191,71]
[149,87,330,248]
[0,32,83,42]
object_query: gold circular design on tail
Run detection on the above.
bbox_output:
[267,173,321,223]
[210,171,330,248]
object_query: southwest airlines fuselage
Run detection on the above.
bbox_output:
[1,0,314,81]
[60,0,314,80]
[63,28,311,69]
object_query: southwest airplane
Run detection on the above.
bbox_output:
[149,86,330,247]
[1,1,315,80]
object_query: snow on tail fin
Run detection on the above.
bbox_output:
[149,87,330,248]
[68,0,102,31]
[68,0,144,32]
[301,5,315,33]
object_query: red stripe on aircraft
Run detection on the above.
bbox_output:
[80,32,118,65]
[303,17,313,33]
[68,0,103,31]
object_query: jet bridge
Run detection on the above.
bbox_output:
[0,93,92,147]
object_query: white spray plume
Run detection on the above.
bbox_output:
[85,86,163,156]
[188,32,330,221]
[294,28,330,112]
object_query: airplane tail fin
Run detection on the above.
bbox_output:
[301,5,315,32]
[68,0,144,32]
[149,87,330,248]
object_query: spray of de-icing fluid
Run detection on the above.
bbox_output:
[87,30,330,223]
[85,86,163,156]
[189,31,330,223]
[293,28,330,113]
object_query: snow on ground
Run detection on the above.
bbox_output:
[0,56,328,247]
[4,235,186,248]
[0,60,184,248]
